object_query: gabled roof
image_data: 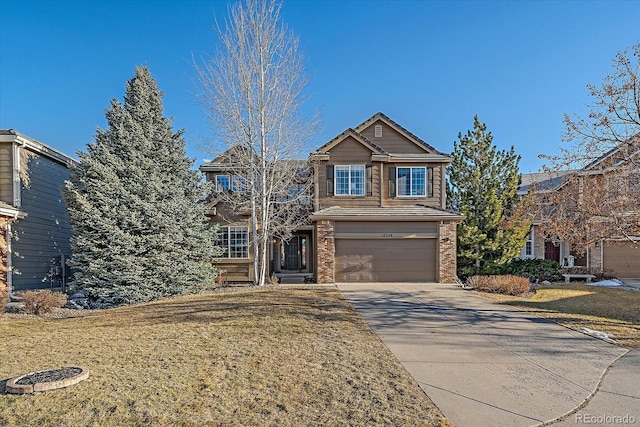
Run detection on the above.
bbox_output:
[0,129,76,166]
[354,112,447,156]
[199,145,257,172]
[518,170,575,194]
[312,128,387,155]
[582,135,639,171]
[311,112,451,163]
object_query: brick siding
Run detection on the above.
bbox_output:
[316,220,335,283]
[438,221,457,283]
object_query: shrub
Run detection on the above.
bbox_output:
[22,290,68,315]
[468,275,531,296]
[0,286,7,312]
[497,258,562,283]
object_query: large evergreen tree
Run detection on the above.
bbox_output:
[64,66,221,307]
[447,116,533,276]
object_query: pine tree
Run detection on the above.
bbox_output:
[64,66,221,307]
[447,116,533,277]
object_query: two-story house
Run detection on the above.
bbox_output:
[200,112,463,284]
[0,130,75,296]
[518,138,640,278]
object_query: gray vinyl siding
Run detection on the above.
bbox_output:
[0,143,14,204]
[11,153,72,291]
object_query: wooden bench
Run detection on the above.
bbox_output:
[562,273,596,283]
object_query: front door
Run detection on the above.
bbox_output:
[285,237,300,270]
[281,234,308,272]
[545,241,560,262]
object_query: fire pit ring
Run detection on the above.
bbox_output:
[5,366,89,394]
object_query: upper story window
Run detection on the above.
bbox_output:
[389,166,434,198]
[216,226,249,259]
[335,165,365,196]
[215,174,246,192]
[397,167,426,197]
[216,175,230,191]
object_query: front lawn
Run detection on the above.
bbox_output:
[0,288,450,426]
[481,283,640,348]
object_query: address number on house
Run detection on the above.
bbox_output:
[381,233,393,237]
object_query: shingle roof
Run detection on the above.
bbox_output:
[310,205,464,221]
[312,128,387,155]
[518,171,575,194]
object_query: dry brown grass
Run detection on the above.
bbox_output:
[0,288,450,427]
[480,283,640,348]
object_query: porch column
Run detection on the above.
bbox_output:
[316,219,335,283]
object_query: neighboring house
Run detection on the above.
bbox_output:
[0,130,75,295]
[200,112,464,283]
[518,141,640,278]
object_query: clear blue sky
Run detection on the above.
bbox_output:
[1,0,639,172]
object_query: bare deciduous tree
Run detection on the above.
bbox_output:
[195,0,318,286]
[539,43,640,251]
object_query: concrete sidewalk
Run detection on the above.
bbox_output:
[338,283,637,427]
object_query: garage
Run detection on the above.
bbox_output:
[603,240,640,278]
[335,238,436,282]
[334,221,437,282]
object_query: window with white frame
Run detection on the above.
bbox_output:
[521,231,534,259]
[231,175,246,192]
[335,165,365,196]
[215,174,246,192]
[217,226,249,258]
[397,167,426,197]
[215,175,230,191]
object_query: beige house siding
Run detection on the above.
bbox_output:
[317,137,381,208]
[0,143,14,205]
[381,163,443,208]
[360,122,425,154]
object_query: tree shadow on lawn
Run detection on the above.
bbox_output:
[93,289,362,328]
[498,292,640,325]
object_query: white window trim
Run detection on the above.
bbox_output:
[215,175,230,192]
[334,164,366,196]
[521,230,535,259]
[396,166,427,197]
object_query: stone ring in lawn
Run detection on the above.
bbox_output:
[5,366,89,394]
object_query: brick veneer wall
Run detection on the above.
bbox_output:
[316,220,335,283]
[588,242,603,272]
[438,221,457,283]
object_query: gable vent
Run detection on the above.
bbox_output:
[374,125,382,138]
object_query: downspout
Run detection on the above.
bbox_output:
[441,165,447,208]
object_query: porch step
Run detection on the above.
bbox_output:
[276,274,314,284]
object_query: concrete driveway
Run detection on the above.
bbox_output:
[338,283,632,427]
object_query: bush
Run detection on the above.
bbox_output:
[497,259,562,283]
[468,275,531,296]
[0,287,7,312]
[22,290,67,315]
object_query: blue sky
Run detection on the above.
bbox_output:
[1,0,638,172]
